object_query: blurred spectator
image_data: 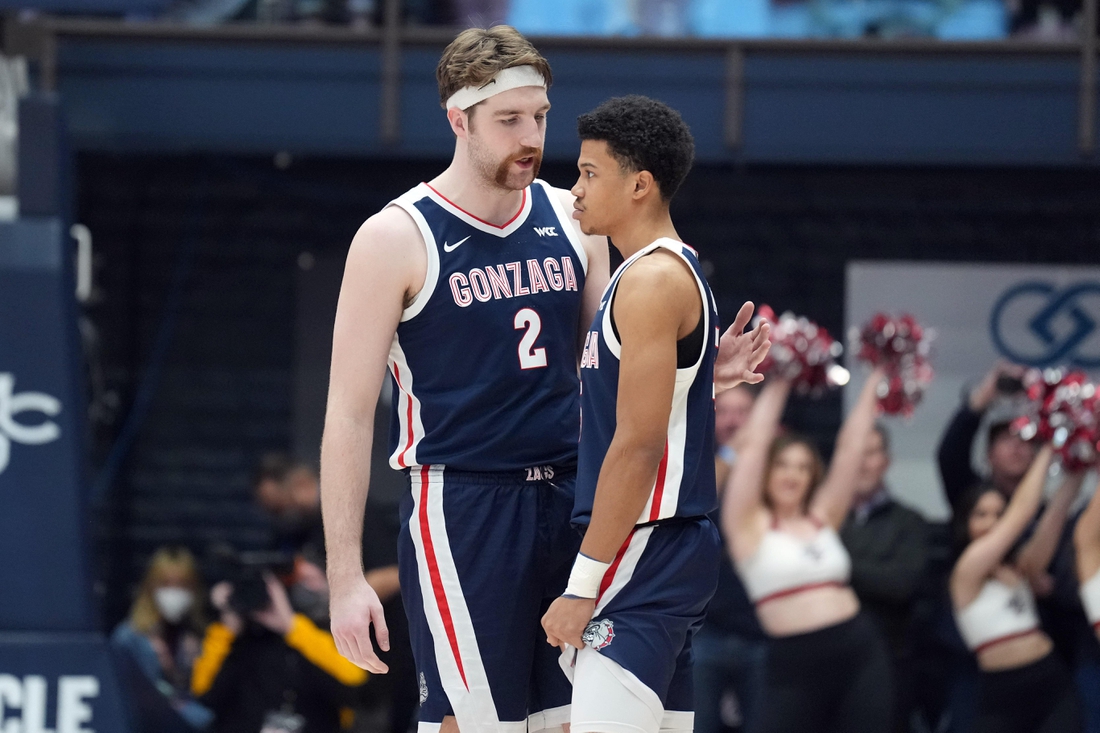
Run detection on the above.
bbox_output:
[192,573,367,733]
[637,0,690,35]
[695,386,768,733]
[112,546,214,730]
[937,361,1036,509]
[1011,0,1085,39]
[714,384,756,488]
[250,454,334,626]
[506,0,635,35]
[689,0,770,37]
[254,453,326,563]
[842,423,928,651]
[453,0,509,27]
[840,423,928,733]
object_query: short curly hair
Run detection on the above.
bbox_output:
[576,95,695,202]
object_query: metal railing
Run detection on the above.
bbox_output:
[4,0,1098,155]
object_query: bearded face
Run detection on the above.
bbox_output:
[461,86,549,192]
[468,133,543,191]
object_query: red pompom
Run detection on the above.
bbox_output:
[753,305,847,398]
[851,313,935,416]
[1012,369,1100,471]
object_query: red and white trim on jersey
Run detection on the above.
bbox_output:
[595,527,654,616]
[599,239,710,524]
[408,466,503,729]
[389,336,426,470]
[386,185,441,322]
[424,183,533,238]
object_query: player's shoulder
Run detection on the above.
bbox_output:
[621,244,696,292]
[351,202,422,254]
[616,251,697,317]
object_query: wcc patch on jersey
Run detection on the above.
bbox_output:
[384,179,588,474]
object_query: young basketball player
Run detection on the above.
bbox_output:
[323,28,768,733]
[541,96,770,733]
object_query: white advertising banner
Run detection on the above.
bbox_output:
[845,262,1100,520]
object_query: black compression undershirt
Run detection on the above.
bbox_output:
[609,287,705,369]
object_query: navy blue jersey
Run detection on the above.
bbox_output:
[385,180,587,472]
[574,239,718,525]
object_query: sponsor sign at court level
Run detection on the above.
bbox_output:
[845,263,1100,521]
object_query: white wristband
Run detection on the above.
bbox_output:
[564,553,611,599]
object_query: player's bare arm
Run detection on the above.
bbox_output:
[321,206,426,673]
[554,186,610,350]
[542,252,698,650]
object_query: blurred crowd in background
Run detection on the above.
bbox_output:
[105,358,1100,733]
[18,0,1092,42]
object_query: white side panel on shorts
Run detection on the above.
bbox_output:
[571,646,664,733]
[528,704,572,733]
[408,466,502,732]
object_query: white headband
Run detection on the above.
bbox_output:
[446,65,547,111]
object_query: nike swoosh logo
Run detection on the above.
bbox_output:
[443,236,471,253]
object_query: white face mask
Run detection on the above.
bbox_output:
[154,587,194,624]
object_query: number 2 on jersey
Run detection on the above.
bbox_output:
[514,308,548,370]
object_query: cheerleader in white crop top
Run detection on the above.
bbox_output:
[1075,472,1100,639]
[950,445,1082,732]
[736,515,851,606]
[721,369,894,733]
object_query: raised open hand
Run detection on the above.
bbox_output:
[715,301,771,393]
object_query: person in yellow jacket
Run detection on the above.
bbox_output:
[192,574,367,733]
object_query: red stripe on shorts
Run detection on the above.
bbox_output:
[597,530,636,603]
[418,465,469,690]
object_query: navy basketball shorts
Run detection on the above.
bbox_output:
[398,464,578,733]
[567,517,721,733]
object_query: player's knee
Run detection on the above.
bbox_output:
[439,716,460,733]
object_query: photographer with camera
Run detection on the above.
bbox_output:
[191,553,368,733]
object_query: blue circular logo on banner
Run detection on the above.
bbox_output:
[990,281,1100,367]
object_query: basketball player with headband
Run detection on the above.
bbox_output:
[321,26,768,733]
